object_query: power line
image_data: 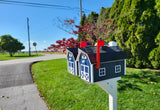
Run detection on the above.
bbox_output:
[0,0,91,12]
[0,0,72,9]
[0,1,65,9]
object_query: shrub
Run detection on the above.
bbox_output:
[149,47,160,69]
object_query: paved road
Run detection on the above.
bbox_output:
[0,54,66,110]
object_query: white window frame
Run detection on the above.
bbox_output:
[82,55,87,59]
[69,53,73,57]
[82,60,85,63]
[68,61,74,74]
[80,64,89,82]
[99,67,106,77]
[115,65,121,73]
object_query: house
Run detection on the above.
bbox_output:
[76,44,127,83]
[66,47,78,75]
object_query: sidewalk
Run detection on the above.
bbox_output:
[0,84,48,110]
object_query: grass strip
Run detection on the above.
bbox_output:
[0,53,42,60]
[32,58,160,110]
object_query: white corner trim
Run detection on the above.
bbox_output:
[75,61,77,75]
[124,59,126,75]
[91,64,94,83]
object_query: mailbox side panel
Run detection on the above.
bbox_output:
[93,60,125,82]
[79,54,91,82]
[67,52,76,75]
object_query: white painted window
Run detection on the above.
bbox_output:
[68,61,74,74]
[115,65,121,73]
[69,53,73,57]
[99,68,106,77]
[82,60,85,63]
[80,64,89,82]
[82,55,87,59]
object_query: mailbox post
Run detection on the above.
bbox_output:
[97,77,121,110]
[67,41,127,110]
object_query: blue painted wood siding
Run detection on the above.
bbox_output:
[79,54,91,82]
[67,53,76,75]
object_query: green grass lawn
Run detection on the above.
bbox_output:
[32,58,160,110]
[0,52,42,61]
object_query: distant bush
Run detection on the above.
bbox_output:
[149,47,160,69]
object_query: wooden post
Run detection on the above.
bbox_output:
[27,17,31,56]
[97,77,121,110]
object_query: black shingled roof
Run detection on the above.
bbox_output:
[67,48,78,59]
[79,46,127,64]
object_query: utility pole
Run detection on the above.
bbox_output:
[27,17,31,56]
[79,0,82,19]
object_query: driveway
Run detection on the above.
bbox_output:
[0,54,66,110]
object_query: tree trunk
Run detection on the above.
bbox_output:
[9,52,13,57]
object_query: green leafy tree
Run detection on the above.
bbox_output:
[149,32,160,69]
[96,0,160,69]
[0,35,25,57]
[86,11,99,24]
[78,14,87,41]
[78,12,99,41]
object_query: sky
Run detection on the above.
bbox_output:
[0,0,114,51]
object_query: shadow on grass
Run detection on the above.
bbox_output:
[125,70,159,83]
[118,80,143,91]
[118,70,160,91]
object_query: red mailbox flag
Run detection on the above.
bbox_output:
[97,40,104,47]
[95,40,104,69]
[80,42,87,48]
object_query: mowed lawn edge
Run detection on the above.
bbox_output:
[0,53,42,61]
[32,58,160,110]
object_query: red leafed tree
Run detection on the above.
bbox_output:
[46,19,117,52]
[62,19,117,45]
[47,37,82,53]
[72,19,117,45]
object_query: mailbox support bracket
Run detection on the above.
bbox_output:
[97,77,121,110]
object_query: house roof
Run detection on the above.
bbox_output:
[79,46,127,64]
[67,48,78,59]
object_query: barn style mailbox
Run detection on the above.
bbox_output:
[76,45,126,83]
[67,41,127,83]
[66,48,78,75]
[67,41,127,110]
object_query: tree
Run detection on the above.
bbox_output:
[73,19,117,45]
[47,37,81,53]
[0,35,25,57]
[96,0,160,69]
[78,14,87,41]
[86,11,99,24]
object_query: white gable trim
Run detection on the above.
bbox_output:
[77,48,93,82]
[66,50,75,61]
[76,48,92,65]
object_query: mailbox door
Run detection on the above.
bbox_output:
[80,64,89,82]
